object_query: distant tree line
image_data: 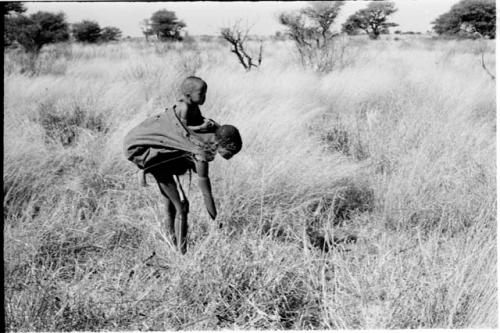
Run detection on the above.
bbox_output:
[277,0,495,41]
[3,2,122,55]
[3,0,495,60]
[270,0,495,73]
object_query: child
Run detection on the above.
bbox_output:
[175,76,219,133]
[137,76,217,186]
[123,79,242,254]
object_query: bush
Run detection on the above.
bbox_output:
[37,100,108,146]
[72,20,101,43]
[279,2,347,72]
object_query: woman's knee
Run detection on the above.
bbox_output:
[163,197,176,213]
[153,174,188,215]
[175,199,189,215]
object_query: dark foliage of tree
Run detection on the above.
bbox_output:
[432,0,496,38]
[99,26,122,42]
[6,11,69,53]
[149,9,186,41]
[342,1,398,39]
[2,2,26,15]
[4,2,27,46]
[72,20,101,43]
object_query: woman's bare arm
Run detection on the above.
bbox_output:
[194,158,217,220]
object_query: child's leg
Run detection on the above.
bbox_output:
[154,175,189,254]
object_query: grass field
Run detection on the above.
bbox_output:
[3,36,497,330]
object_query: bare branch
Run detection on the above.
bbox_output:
[220,21,263,71]
[481,52,495,81]
[257,41,263,66]
[466,27,495,81]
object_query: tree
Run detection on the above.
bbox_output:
[4,1,27,46]
[2,2,26,16]
[220,21,263,71]
[342,1,398,39]
[149,9,186,41]
[279,1,346,72]
[72,20,101,43]
[432,0,495,38]
[99,26,122,42]
[9,11,69,53]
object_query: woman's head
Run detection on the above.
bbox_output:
[215,125,242,160]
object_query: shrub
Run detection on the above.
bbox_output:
[279,2,347,72]
[37,101,108,146]
[72,20,101,43]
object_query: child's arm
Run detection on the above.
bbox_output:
[174,102,190,127]
[194,158,217,220]
[188,118,219,133]
[175,102,217,133]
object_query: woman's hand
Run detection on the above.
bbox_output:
[198,176,217,220]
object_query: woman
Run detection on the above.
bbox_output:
[124,106,242,253]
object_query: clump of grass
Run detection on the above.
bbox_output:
[178,50,203,76]
[107,224,144,250]
[308,179,375,223]
[37,100,108,146]
[320,126,369,160]
[34,229,104,281]
[153,42,176,55]
[3,155,63,221]
[321,127,350,155]
[4,43,73,76]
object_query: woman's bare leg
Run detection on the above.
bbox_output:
[154,175,189,254]
[172,175,189,253]
[162,196,177,245]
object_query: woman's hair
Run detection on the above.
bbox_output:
[215,125,242,155]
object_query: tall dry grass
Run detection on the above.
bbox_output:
[3,36,496,330]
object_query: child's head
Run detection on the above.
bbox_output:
[215,125,242,160]
[180,76,207,105]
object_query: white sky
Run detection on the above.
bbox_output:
[24,1,462,37]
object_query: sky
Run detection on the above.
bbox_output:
[24,1,462,37]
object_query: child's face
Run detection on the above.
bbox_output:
[188,85,207,105]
